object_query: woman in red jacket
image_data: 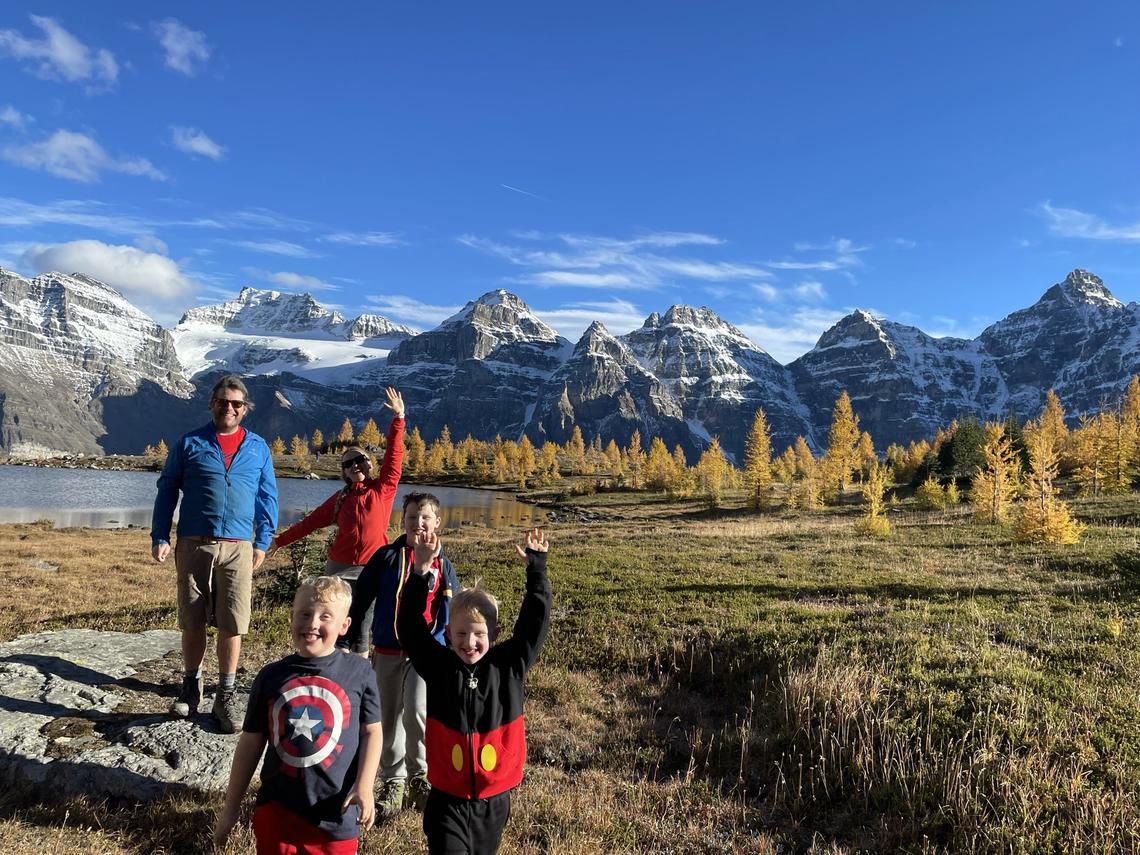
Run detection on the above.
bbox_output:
[270,386,405,652]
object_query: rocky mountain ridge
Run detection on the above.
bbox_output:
[1,267,1138,461]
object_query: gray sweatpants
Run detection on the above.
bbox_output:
[373,652,427,782]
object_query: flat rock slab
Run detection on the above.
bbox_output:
[0,629,245,801]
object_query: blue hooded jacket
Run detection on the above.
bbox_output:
[151,423,278,551]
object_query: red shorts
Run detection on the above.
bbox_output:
[252,801,358,855]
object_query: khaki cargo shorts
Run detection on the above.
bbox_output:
[174,536,253,635]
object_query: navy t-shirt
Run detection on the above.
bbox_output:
[244,650,381,839]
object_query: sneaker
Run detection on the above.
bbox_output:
[377,779,406,820]
[211,688,242,734]
[407,774,431,812]
[169,674,203,718]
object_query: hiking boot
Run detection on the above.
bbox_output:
[169,674,203,718]
[211,688,242,734]
[377,779,406,820]
[407,774,431,812]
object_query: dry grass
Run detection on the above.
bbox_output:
[0,486,1139,852]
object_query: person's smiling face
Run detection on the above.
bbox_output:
[210,392,248,435]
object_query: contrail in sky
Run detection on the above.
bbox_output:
[500,183,545,200]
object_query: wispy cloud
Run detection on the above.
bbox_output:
[752,283,779,301]
[532,298,647,340]
[152,19,209,76]
[500,183,544,200]
[22,239,194,309]
[134,234,168,254]
[363,294,462,328]
[793,280,827,300]
[170,126,225,160]
[0,15,118,91]
[243,266,337,292]
[0,105,31,128]
[2,130,166,183]
[771,237,868,270]
[1038,201,1140,241]
[320,231,403,247]
[738,307,848,365]
[224,239,316,258]
[459,230,763,290]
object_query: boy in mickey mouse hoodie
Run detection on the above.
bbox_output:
[398,528,551,855]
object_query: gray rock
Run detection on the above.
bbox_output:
[0,629,244,801]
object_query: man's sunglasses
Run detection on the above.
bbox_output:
[213,399,247,410]
[342,456,370,469]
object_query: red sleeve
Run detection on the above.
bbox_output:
[373,416,404,498]
[274,489,339,547]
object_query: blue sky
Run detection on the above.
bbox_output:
[2,2,1140,363]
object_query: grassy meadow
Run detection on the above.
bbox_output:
[0,485,1138,853]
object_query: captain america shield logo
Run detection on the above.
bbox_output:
[270,676,352,774]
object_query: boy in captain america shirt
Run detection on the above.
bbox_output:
[398,527,551,855]
[213,576,381,854]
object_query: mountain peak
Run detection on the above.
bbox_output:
[1055,269,1123,308]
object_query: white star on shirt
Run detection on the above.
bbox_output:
[289,708,321,741]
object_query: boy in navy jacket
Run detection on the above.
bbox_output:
[399,527,551,855]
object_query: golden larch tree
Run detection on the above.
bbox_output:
[743,407,773,509]
[1013,425,1084,545]
[357,418,381,449]
[404,426,425,474]
[337,418,354,445]
[310,428,324,455]
[857,461,891,536]
[693,437,731,507]
[825,390,860,499]
[970,422,1021,523]
[270,436,286,455]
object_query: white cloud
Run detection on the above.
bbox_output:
[0,197,153,234]
[460,230,761,291]
[170,126,225,160]
[2,130,166,183]
[134,234,168,254]
[1038,201,1140,241]
[22,239,194,304]
[772,237,868,271]
[0,105,31,128]
[533,298,647,340]
[752,283,779,301]
[529,271,635,287]
[738,307,847,365]
[224,239,315,258]
[243,267,337,292]
[793,280,827,300]
[363,294,463,328]
[0,15,118,90]
[152,19,209,75]
[321,231,403,246]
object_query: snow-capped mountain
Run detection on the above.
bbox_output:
[0,269,192,455]
[172,287,414,380]
[789,310,1009,447]
[2,267,1139,459]
[622,306,813,455]
[528,320,689,451]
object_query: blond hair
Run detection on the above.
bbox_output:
[451,580,499,628]
[296,575,353,609]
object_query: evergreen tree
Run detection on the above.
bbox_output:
[1013,426,1084,545]
[970,422,1021,524]
[743,407,773,509]
[938,416,987,483]
[825,390,860,499]
[644,437,673,491]
[357,418,382,449]
[337,418,355,445]
[404,426,426,473]
[694,437,731,507]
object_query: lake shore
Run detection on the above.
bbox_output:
[1,489,1138,853]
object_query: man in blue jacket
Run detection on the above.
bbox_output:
[151,375,278,733]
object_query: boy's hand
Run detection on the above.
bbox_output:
[514,527,549,560]
[212,805,239,848]
[383,387,405,419]
[412,530,441,573]
[343,785,376,831]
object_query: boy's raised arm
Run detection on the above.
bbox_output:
[213,730,268,847]
[508,528,552,671]
[396,531,451,674]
